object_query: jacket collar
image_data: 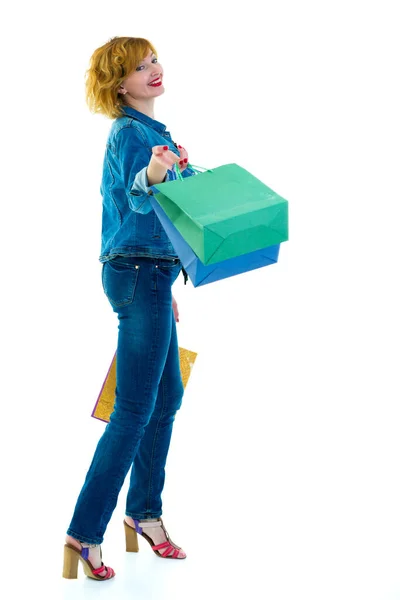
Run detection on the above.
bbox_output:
[120,105,167,135]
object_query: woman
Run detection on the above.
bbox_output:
[63,36,196,581]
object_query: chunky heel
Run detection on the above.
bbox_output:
[63,545,79,579]
[124,520,139,552]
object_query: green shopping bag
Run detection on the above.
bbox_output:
[151,163,289,265]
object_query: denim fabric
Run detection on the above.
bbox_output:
[99,105,197,263]
[67,256,184,544]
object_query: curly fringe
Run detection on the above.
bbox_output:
[85,36,158,120]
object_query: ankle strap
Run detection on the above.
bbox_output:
[137,519,162,529]
[80,542,99,548]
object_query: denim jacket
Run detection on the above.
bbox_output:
[99,105,196,269]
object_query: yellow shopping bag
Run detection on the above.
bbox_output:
[91,347,198,423]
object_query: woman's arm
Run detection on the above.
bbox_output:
[147,159,168,186]
[172,295,179,323]
[115,127,190,214]
[115,126,159,215]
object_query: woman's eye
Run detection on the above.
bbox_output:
[136,58,158,71]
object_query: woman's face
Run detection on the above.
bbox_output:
[118,50,164,100]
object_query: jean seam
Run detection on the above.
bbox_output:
[146,372,167,514]
[125,511,161,519]
[144,272,164,513]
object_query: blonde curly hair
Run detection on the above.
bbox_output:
[85,36,158,120]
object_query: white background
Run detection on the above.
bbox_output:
[1,1,400,598]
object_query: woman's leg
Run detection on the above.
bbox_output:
[125,303,184,519]
[124,299,187,559]
[66,257,182,545]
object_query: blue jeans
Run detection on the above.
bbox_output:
[66,256,184,545]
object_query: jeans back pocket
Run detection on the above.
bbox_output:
[102,259,140,307]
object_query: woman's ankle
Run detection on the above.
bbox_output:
[124,516,135,527]
[65,534,82,551]
[125,516,159,526]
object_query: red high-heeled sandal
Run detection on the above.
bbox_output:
[124,518,186,559]
[63,541,115,580]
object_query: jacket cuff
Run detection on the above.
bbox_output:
[130,166,170,196]
[130,166,154,195]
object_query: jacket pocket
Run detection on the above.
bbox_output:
[102,260,140,307]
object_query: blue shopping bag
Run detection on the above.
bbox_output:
[149,195,280,287]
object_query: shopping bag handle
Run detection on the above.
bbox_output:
[172,163,214,181]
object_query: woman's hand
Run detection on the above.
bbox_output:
[151,145,181,170]
[172,295,179,323]
[148,144,190,186]
[175,144,190,173]
[147,145,180,186]
[151,145,190,173]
